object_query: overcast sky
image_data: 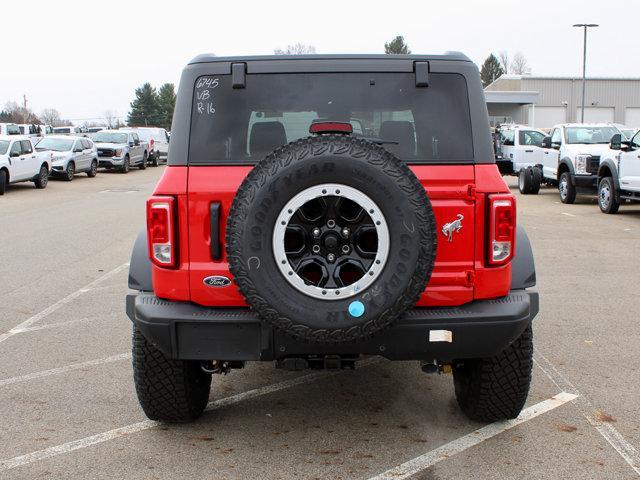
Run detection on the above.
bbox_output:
[3,0,636,125]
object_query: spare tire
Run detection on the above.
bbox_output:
[226,135,437,343]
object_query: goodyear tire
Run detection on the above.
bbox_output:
[132,327,211,422]
[226,135,437,343]
[453,325,533,422]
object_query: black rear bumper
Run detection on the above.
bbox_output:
[126,291,538,362]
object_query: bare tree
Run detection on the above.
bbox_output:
[510,52,531,75]
[498,51,510,75]
[104,110,117,128]
[40,108,62,126]
[274,43,316,55]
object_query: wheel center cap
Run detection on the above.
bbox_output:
[324,234,339,249]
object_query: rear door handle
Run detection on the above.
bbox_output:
[210,202,222,260]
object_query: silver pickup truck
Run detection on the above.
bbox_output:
[93,130,148,173]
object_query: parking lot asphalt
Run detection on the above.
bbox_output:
[1,168,639,479]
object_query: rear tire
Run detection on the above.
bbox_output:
[0,170,6,195]
[152,154,159,167]
[559,171,576,204]
[132,327,211,423]
[34,165,49,189]
[530,167,542,194]
[518,168,533,194]
[87,160,98,178]
[453,325,533,422]
[598,176,620,214]
[65,161,75,181]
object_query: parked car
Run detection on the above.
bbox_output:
[0,123,21,136]
[52,125,82,135]
[0,135,52,194]
[87,126,106,134]
[120,127,169,166]
[527,123,622,203]
[93,130,147,173]
[596,132,640,213]
[126,53,538,424]
[35,136,98,181]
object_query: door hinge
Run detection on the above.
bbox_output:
[465,270,475,287]
[466,184,476,201]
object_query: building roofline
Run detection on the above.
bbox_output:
[493,74,640,82]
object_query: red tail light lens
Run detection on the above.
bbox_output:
[147,196,176,267]
[488,194,516,265]
[149,138,155,149]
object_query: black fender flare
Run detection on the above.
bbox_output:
[597,158,621,191]
[558,158,575,183]
[128,230,153,291]
[512,225,536,290]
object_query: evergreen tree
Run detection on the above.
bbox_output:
[384,36,411,54]
[127,83,159,126]
[480,54,504,87]
[156,83,177,130]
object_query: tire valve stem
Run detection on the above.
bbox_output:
[327,253,336,263]
[342,227,350,238]
[312,227,321,238]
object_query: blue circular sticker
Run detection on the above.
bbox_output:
[348,301,365,318]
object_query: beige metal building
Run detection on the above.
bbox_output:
[485,75,640,129]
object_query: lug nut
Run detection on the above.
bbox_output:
[341,245,350,254]
[312,245,321,254]
[341,227,350,238]
[327,253,336,263]
[312,227,321,237]
[327,219,336,228]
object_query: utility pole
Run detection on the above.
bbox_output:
[22,94,28,123]
[573,23,598,123]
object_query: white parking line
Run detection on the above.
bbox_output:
[0,358,379,471]
[10,318,91,334]
[367,392,578,480]
[0,263,128,345]
[561,212,576,217]
[0,353,131,387]
[534,349,640,475]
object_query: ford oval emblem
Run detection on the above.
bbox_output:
[203,275,231,287]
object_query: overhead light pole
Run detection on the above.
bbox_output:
[573,23,599,123]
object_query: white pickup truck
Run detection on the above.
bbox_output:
[597,132,640,213]
[0,135,52,195]
[523,123,622,203]
[494,124,547,194]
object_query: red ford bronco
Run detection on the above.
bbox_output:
[126,53,538,423]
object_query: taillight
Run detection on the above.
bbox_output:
[488,194,516,265]
[147,196,176,267]
[149,138,155,149]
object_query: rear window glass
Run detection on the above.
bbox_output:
[188,73,473,164]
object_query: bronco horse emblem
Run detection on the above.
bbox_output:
[442,214,464,242]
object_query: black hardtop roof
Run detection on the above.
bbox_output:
[188,52,471,65]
